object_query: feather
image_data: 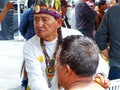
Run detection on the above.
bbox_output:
[51,0,55,7]
[54,0,61,10]
[46,0,49,7]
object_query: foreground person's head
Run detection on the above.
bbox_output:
[56,35,99,88]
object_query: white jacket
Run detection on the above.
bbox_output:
[24,28,82,90]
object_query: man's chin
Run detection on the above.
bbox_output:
[36,34,44,38]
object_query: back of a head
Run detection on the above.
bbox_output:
[59,35,99,77]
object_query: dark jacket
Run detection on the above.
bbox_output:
[95,5,120,69]
[20,6,35,40]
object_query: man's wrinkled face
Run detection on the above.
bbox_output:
[56,47,64,86]
[34,14,61,40]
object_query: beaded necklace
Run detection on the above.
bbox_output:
[40,29,62,88]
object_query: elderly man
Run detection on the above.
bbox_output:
[24,0,82,89]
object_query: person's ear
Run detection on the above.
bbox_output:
[56,18,63,28]
[63,65,72,78]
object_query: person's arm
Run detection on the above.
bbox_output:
[100,49,109,60]
[95,9,110,57]
[94,73,110,88]
[95,12,101,31]
[0,2,14,22]
[23,41,50,90]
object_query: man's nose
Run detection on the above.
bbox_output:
[38,20,44,27]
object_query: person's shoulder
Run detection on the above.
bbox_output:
[107,5,120,12]
[61,27,83,38]
[76,2,84,7]
[111,4,120,8]
[25,35,39,45]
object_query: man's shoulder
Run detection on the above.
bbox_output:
[61,27,83,38]
[25,35,39,45]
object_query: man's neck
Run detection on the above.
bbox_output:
[65,76,93,90]
[42,33,58,41]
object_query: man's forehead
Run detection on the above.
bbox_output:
[34,14,52,18]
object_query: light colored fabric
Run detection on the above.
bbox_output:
[96,54,109,78]
[24,28,82,90]
[24,0,28,7]
[24,27,108,90]
[107,79,120,90]
[70,8,76,29]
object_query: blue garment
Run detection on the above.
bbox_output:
[95,5,120,79]
[75,2,97,39]
[20,6,35,40]
[79,29,94,39]
[108,67,120,80]
[0,9,14,40]
[21,79,28,90]
[28,0,35,8]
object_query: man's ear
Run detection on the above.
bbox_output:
[57,18,63,28]
[64,65,72,78]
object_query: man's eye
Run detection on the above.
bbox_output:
[42,18,48,22]
[34,18,38,21]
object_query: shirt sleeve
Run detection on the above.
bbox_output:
[75,3,97,22]
[23,41,50,90]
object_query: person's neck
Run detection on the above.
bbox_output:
[65,76,93,90]
[43,34,58,41]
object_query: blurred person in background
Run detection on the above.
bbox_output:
[75,0,97,40]
[95,0,120,80]
[95,0,108,32]
[0,2,14,22]
[20,6,35,41]
[61,0,71,28]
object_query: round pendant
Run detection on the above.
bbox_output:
[46,66,55,77]
[34,5,40,13]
